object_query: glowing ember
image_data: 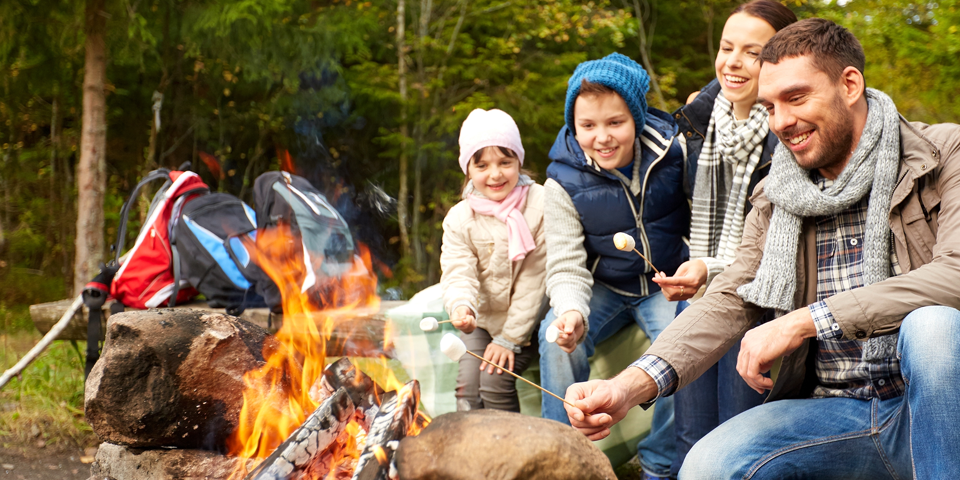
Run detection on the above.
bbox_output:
[226,225,429,479]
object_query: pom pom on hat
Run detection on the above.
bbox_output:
[458,108,525,174]
[564,53,650,139]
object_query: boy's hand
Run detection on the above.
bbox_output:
[552,311,585,353]
[482,343,515,375]
[652,259,708,301]
[452,306,477,334]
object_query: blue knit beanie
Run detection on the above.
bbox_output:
[564,53,650,139]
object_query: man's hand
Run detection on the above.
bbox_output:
[652,259,708,301]
[481,343,514,375]
[452,305,477,334]
[737,307,817,394]
[551,311,585,353]
[564,367,658,440]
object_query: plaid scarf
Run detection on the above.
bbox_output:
[689,93,769,264]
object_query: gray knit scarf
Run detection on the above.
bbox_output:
[737,88,901,363]
[689,93,769,264]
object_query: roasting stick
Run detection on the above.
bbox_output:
[613,232,659,275]
[440,333,589,415]
[0,294,84,390]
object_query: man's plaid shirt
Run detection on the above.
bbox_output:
[633,174,905,402]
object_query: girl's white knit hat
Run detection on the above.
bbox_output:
[457,108,525,174]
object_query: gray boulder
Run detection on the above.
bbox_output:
[395,409,616,480]
[84,309,281,449]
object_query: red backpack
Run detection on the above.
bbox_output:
[110,169,209,309]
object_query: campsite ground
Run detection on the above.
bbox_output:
[1,311,645,480]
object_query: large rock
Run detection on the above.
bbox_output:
[84,309,280,449]
[395,410,616,480]
[89,442,256,480]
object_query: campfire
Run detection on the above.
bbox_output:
[226,226,430,479]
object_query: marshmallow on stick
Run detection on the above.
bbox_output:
[613,232,659,275]
[545,324,560,343]
[439,333,588,414]
[419,317,454,332]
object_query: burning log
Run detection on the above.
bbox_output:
[311,358,384,430]
[351,380,421,480]
[244,387,356,480]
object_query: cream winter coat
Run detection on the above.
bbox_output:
[440,180,547,351]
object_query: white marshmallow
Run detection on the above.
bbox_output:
[440,333,468,361]
[419,317,440,332]
[545,325,560,343]
[613,232,636,251]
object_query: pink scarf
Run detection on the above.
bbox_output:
[466,185,536,261]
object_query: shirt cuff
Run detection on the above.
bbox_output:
[629,354,678,403]
[809,301,843,340]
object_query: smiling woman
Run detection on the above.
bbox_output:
[663,1,798,475]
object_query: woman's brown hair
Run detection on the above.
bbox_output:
[731,0,797,33]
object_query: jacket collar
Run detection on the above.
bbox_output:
[891,116,941,208]
[675,79,721,139]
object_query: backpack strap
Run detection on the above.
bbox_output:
[112,169,172,263]
[82,263,120,378]
[167,186,209,307]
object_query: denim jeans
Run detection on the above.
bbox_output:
[538,283,678,476]
[679,306,960,479]
[670,301,767,477]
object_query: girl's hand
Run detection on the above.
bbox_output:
[452,306,477,334]
[552,311,585,353]
[482,343,515,375]
[652,259,708,301]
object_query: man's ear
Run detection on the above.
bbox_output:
[839,66,865,107]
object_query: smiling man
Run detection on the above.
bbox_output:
[563,19,960,479]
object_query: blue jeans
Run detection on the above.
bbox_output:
[679,306,960,479]
[539,283,678,477]
[671,302,767,477]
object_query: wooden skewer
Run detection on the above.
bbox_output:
[463,350,589,415]
[632,248,660,275]
[437,319,454,324]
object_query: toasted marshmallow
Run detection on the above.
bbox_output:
[613,232,636,251]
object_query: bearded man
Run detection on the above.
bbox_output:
[563,18,960,479]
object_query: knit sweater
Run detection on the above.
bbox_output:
[543,178,594,322]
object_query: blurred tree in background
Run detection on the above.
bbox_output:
[0,0,957,303]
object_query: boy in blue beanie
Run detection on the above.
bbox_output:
[539,52,689,479]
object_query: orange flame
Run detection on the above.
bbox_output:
[226,225,426,479]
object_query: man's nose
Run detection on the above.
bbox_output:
[771,106,796,135]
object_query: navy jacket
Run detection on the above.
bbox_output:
[672,79,777,210]
[546,108,690,297]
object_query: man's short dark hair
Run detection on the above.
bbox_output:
[759,18,865,83]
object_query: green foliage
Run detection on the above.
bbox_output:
[0,0,957,302]
[0,331,96,449]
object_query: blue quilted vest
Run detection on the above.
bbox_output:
[546,108,690,297]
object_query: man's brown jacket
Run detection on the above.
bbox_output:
[645,117,960,401]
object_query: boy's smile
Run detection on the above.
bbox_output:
[573,93,636,170]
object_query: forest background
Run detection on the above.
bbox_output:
[1,0,958,310]
[0,0,957,466]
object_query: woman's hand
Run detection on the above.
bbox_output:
[452,305,477,334]
[481,343,515,375]
[652,259,708,301]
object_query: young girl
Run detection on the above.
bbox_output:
[652,0,797,474]
[440,108,546,412]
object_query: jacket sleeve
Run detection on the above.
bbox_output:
[825,125,960,339]
[543,179,593,326]
[501,195,548,347]
[440,205,479,317]
[643,197,769,390]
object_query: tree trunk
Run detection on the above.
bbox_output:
[396,0,411,259]
[628,0,667,111]
[73,0,108,295]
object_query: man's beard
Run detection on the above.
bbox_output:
[782,94,856,173]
